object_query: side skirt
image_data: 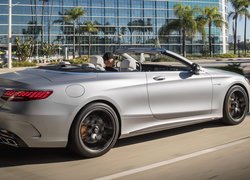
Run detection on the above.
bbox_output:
[120,116,221,139]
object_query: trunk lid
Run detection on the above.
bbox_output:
[0,69,53,107]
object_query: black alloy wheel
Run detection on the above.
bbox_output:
[222,85,248,125]
[69,103,119,158]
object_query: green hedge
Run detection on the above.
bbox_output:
[12,61,37,67]
[214,53,238,58]
[69,56,89,64]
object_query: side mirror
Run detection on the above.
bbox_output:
[191,63,200,75]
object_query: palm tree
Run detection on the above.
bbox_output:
[64,7,85,58]
[196,15,207,55]
[196,6,225,57]
[84,21,98,58]
[158,4,197,57]
[240,1,250,56]
[228,0,247,54]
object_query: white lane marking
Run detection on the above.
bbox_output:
[95,138,249,180]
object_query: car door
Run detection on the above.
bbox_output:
[146,69,212,120]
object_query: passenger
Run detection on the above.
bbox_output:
[103,52,118,72]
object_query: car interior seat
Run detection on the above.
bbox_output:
[120,59,137,72]
[90,56,105,71]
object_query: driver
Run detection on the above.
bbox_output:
[103,52,118,72]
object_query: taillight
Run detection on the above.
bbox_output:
[1,90,53,101]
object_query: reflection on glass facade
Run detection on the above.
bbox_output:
[0,0,227,55]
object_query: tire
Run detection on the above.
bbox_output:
[69,103,119,158]
[222,85,248,125]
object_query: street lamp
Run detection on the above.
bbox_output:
[212,36,216,56]
[8,0,12,69]
[8,1,19,69]
[244,5,248,57]
[238,39,241,57]
[210,35,214,57]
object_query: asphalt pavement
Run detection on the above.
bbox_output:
[1,116,250,180]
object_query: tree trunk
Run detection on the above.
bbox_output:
[244,11,247,57]
[202,34,206,55]
[73,21,76,59]
[88,33,91,58]
[209,22,212,57]
[182,29,186,57]
[78,23,81,57]
[190,36,193,55]
[234,15,238,54]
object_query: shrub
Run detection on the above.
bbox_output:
[214,53,238,58]
[12,61,37,67]
[40,43,58,57]
[15,37,35,61]
[69,56,89,64]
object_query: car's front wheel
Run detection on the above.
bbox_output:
[222,85,248,125]
[69,103,119,158]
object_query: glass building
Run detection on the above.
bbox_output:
[0,0,227,56]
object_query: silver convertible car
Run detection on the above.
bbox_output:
[0,48,249,158]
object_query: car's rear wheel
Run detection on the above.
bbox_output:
[69,103,119,158]
[222,85,248,125]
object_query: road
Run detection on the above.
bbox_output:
[1,116,250,180]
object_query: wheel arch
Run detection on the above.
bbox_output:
[68,100,122,142]
[221,83,249,125]
[228,83,249,101]
[223,83,249,112]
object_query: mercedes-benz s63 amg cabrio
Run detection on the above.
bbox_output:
[0,48,249,158]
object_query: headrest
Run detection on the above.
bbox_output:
[120,59,137,72]
[90,56,105,68]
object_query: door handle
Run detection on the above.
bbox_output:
[153,76,165,81]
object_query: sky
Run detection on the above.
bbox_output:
[228,4,250,41]
[229,17,250,41]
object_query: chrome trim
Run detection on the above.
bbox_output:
[0,136,18,147]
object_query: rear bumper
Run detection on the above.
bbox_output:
[0,109,71,148]
[0,129,27,147]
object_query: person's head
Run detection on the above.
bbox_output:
[103,52,114,67]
